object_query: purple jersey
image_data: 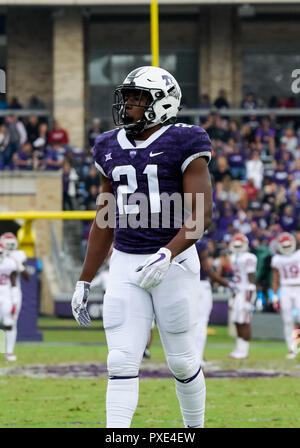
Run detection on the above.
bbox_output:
[93,123,211,254]
[195,239,208,280]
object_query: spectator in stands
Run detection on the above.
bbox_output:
[245,151,264,189]
[291,158,300,186]
[273,159,289,187]
[228,121,241,142]
[203,113,229,142]
[198,94,211,109]
[279,205,297,232]
[27,95,45,110]
[88,118,103,148]
[8,97,23,110]
[240,92,258,110]
[241,123,256,147]
[280,128,298,156]
[214,89,230,109]
[32,122,49,151]
[262,182,277,211]
[233,209,251,234]
[12,141,36,170]
[49,120,69,146]
[84,185,98,210]
[84,165,101,192]
[1,115,27,169]
[26,115,40,145]
[242,178,259,202]
[63,160,78,210]
[45,143,65,170]
[211,155,231,184]
[227,144,246,180]
[255,118,276,155]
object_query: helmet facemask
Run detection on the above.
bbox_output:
[0,233,18,251]
[112,87,165,136]
[229,234,249,254]
[277,233,296,255]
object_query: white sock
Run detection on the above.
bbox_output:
[236,337,244,353]
[175,368,206,428]
[106,377,139,428]
[282,317,294,352]
[241,339,250,356]
[5,329,16,355]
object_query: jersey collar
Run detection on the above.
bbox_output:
[117,125,172,150]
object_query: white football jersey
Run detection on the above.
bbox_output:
[0,256,17,293]
[230,252,257,290]
[9,250,27,289]
[271,250,300,286]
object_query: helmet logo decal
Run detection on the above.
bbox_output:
[162,74,173,86]
[126,67,149,83]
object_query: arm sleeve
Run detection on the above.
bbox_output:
[179,126,212,173]
[92,135,109,178]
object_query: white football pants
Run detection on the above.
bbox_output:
[103,246,205,428]
[280,286,300,351]
[195,280,213,361]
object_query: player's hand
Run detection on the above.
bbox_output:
[272,294,280,312]
[135,248,172,290]
[228,281,238,295]
[71,281,91,326]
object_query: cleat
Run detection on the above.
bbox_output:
[229,351,248,359]
[5,354,17,362]
[286,351,297,360]
[143,349,151,359]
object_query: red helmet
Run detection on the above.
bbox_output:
[277,232,296,255]
[0,232,18,251]
[229,233,249,254]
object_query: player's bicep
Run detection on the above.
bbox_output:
[183,157,213,228]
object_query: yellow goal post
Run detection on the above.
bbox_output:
[0,211,96,257]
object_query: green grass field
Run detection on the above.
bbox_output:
[0,317,300,428]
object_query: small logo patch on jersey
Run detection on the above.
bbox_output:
[105,153,112,161]
[150,151,164,157]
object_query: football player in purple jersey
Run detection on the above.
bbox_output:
[72,66,213,428]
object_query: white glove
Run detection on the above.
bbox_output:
[228,281,238,295]
[71,281,91,326]
[136,248,172,290]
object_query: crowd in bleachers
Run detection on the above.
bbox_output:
[2,92,300,303]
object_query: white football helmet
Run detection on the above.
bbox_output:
[112,66,182,135]
[229,233,249,254]
[277,232,296,255]
[0,232,18,251]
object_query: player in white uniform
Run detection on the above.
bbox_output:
[195,239,235,365]
[271,232,300,359]
[0,233,30,361]
[228,233,257,359]
[71,66,213,428]
[0,243,19,361]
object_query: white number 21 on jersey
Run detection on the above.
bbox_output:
[112,164,161,214]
